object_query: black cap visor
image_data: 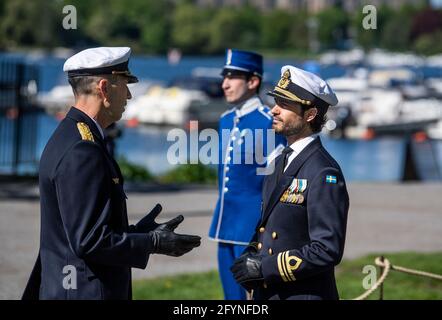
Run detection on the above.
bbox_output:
[221,67,261,78]
[267,81,328,108]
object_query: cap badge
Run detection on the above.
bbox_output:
[226,49,232,65]
[278,69,291,89]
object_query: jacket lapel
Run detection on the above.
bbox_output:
[260,137,322,226]
[284,137,322,177]
[262,154,283,208]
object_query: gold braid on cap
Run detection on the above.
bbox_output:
[112,71,130,76]
[274,87,312,105]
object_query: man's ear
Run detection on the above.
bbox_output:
[247,76,260,91]
[305,107,318,123]
[97,78,109,100]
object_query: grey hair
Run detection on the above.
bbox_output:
[68,75,117,96]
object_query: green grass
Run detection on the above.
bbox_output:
[133,270,224,300]
[133,252,442,300]
[158,163,217,185]
[336,252,442,300]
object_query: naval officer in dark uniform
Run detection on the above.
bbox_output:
[231,65,349,300]
[22,47,201,300]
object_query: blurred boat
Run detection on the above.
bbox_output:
[325,67,442,139]
[122,68,276,128]
[426,54,442,68]
[427,78,442,99]
[122,85,213,127]
[327,75,368,109]
[37,85,74,114]
[319,48,365,66]
[366,49,426,68]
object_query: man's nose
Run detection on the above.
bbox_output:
[221,78,229,90]
[271,104,280,116]
[127,86,132,100]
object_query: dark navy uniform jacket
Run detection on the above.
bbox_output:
[250,137,349,300]
[23,107,153,300]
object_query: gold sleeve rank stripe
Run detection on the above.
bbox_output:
[77,122,95,142]
[277,251,303,282]
[286,253,302,281]
[277,252,289,282]
[283,251,295,281]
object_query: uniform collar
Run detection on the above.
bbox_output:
[89,116,105,140]
[284,134,317,171]
[234,95,263,118]
[287,134,317,155]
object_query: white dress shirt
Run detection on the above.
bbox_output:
[284,135,317,172]
[87,116,105,140]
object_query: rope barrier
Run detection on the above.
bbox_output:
[376,259,442,281]
[351,256,442,300]
[352,257,391,300]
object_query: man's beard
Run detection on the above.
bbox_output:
[274,120,306,137]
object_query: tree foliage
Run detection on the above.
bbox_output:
[0,0,440,56]
[316,6,349,50]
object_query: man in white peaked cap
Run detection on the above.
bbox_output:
[231,65,349,300]
[23,47,201,300]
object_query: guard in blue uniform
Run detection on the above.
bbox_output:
[231,65,349,300]
[22,47,200,300]
[208,49,285,300]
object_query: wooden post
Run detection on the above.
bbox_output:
[379,256,385,300]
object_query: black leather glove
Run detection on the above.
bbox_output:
[134,204,165,233]
[230,253,264,285]
[148,214,201,257]
[242,241,259,255]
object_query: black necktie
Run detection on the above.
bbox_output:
[276,146,293,184]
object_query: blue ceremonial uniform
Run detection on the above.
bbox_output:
[209,48,285,300]
[23,107,152,300]
[209,96,285,299]
[209,97,286,244]
[249,137,349,300]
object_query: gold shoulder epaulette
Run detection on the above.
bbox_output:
[77,122,95,142]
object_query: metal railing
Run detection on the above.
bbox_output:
[0,55,41,175]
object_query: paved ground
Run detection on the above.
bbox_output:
[1,182,441,299]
